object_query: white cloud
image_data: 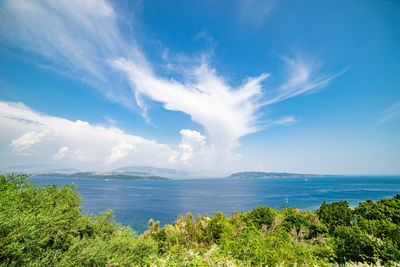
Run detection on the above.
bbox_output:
[11,130,49,153]
[180,129,206,149]
[112,58,268,153]
[71,149,90,163]
[52,146,69,160]
[107,142,136,163]
[0,0,142,109]
[378,101,400,124]
[0,101,173,170]
[264,57,346,105]
[169,129,206,164]
[0,0,342,171]
[0,101,259,173]
[104,116,117,125]
[268,116,297,127]
[112,55,341,157]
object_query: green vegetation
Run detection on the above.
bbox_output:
[1,173,399,266]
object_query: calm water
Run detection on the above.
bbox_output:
[32,176,400,233]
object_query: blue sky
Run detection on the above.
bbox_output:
[0,0,399,175]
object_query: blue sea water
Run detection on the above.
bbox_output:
[32,176,400,233]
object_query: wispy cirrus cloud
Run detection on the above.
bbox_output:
[378,101,400,124]
[0,0,143,109]
[112,55,342,153]
[236,0,275,26]
[264,57,347,105]
[0,0,341,168]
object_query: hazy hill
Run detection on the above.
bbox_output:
[35,172,169,180]
[0,164,79,174]
[113,166,193,179]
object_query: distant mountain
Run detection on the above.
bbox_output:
[2,164,201,179]
[0,164,79,174]
[229,171,329,179]
[113,166,193,179]
[35,172,169,180]
[41,168,80,174]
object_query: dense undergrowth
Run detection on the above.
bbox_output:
[1,173,399,266]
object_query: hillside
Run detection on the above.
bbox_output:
[35,172,169,180]
[113,166,192,179]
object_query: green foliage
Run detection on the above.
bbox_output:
[333,225,378,264]
[219,223,329,266]
[0,173,157,266]
[317,200,354,232]
[282,208,309,233]
[1,173,399,266]
[354,197,400,224]
[246,205,276,229]
[308,221,329,239]
[207,211,233,243]
[350,197,400,265]
[320,198,400,265]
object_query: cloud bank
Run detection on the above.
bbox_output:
[0,101,258,173]
[0,101,172,169]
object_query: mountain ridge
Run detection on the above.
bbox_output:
[35,172,169,180]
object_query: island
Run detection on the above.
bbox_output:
[35,172,169,180]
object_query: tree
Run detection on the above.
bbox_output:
[316,201,353,233]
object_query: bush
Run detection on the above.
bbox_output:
[317,200,354,232]
[354,198,400,224]
[0,173,157,266]
[1,173,399,266]
[246,205,276,229]
[282,209,310,233]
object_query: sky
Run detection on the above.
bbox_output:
[0,0,399,175]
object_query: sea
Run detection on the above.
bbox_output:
[32,176,400,233]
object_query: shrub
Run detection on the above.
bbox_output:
[317,201,354,232]
[246,205,276,229]
[354,197,400,224]
[1,173,400,266]
[282,209,310,234]
[0,173,157,266]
